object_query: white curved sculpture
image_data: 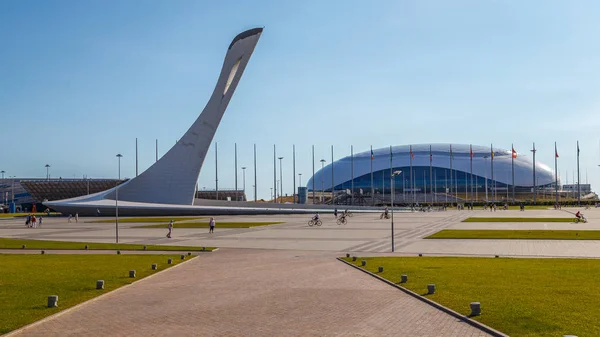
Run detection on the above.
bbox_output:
[45,28,263,214]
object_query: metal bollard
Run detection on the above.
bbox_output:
[470,302,481,316]
[378,266,384,273]
[495,255,499,258]
[129,270,136,278]
[346,253,350,258]
[202,247,206,251]
[22,245,26,249]
[117,250,121,255]
[352,256,357,262]
[188,252,192,256]
[427,284,436,294]
[41,250,45,255]
[96,280,104,289]
[85,245,89,250]
[361,260,366,267]
[168,258,173,265]
[152,264,157,270]
[180,254,185,260]
[48,295,58,308]
[418,253,423,257]
[401,275,408,283]
[143,246,147,250]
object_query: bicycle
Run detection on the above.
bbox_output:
[380,213,390,219]
[575,216,587,223]
[336,217,347,225]
[308,219,322,227]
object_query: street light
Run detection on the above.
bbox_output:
[278,157,284,203]
[45,164,50,181]
[483,156,489,202]
[0,170,4,179]
[115,154,123,243]
[241,167,247,201]
[320,159,326,204]
[298,173,303,188]
[391,170,402,252]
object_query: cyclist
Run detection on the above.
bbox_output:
[312,212,320,221]
[575,211,583,221]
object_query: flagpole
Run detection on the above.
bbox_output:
[532,142,537,204]
[577,140,581,206]
[371,145,374,206]
[235,143,238,201]
[293,144,296,203]
[410,145,413,206]
[390,146,393,207]
[555,142,559,206]
[429,145,433,205]
[351,145,354,205]
[491,144,494,204]
[511,143,515,202]
[449,144,453,205]
[312,145,315,204]
[470,144,473,203]
[331,145,334,205]
[215,142,219,200]
[273,145,277,203]
[253,143,257,202]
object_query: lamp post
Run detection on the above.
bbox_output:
[483,156,489,202]
[391,170,402,252]
[320,159,326,204]
[270,187,273,201]
[241,167,247,201]
[115,154,123,244]
[278,157,283,203]
[45,164,50,181]
[1,170,5,179]
[298,173,303,188]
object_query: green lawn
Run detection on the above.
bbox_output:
[0,254,191,334]
[0,213,61,218]
[0,238,215,251]
[134,221,284,229]
[86,217,203,223]
[343,256,600,337]
[426,229,600,240]
[463,217,576,223]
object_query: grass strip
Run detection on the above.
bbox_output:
[0,213,61,218]
[343,256,600,337]
[134,221,284,229]
[0,238,215,251]
[426,229,600,240]
[0,254,190,334]
[86,217,203,223]
[463,217,575,223]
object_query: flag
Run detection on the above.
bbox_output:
[371,149,374,160]
[512,146,517,159]
[429,146,433,162]
[469,144,474,158]
[410,145,414,160]
[555,147,559,158]
[491,144,494,159]
[577,142,580,154]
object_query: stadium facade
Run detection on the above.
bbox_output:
[306,144,556,202]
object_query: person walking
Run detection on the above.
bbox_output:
[75,213,79,223]
[209,217,215,233]
[31,215,37,228]
[166,220,173,238]
[38,216,43,228]
[68,214,72,223]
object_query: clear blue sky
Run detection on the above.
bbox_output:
[1,0,600,200]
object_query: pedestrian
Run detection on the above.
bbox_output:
[167,220,173,238]
[68,214,72,223]
[75,213,79,223]
[38,216,43,227]
[31,215,37,228]
[334,208,338,218]
[209,217,215,233]
[96,208,101,216]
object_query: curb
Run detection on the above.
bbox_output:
[3,254,200,337]
[337,258,508,337]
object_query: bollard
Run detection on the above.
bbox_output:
[495,255,499,258]
[346,253,350,258]
[129,270,136,278]
[361,260,366,267]
[352,256,357,262]
[143,245,147,250]
[152,264,157,270]
[168,258,173,265]
[202,247,206,251]
[22,245,26,249]
[470,302,481,316]
[188,252,192,256]
[117,250,121,255]
[378,266,384,273]
[427,284,436,294]
[48,295,58,308]
[181,254,185,260]
[41,250,45,255]
[418,253,423,257]
[401,275,408,283]
[85,245,89,250]
[96,280,104,290]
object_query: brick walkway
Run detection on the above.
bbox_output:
[12,249,491,337]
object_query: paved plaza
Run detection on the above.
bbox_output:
[3,207,599,336]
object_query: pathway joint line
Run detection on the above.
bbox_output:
[3,255,200,337]
[336,257,508,337]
